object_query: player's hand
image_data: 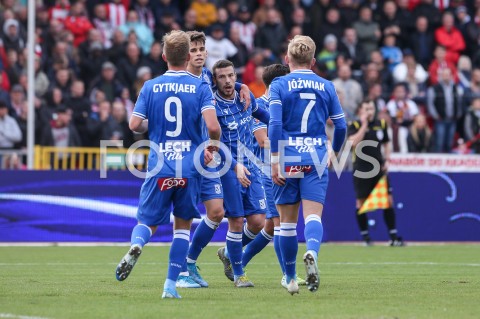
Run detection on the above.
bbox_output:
[204,148,213,165]
[240,84,251,111]
[234,163,251,187]
[271,163,286,186]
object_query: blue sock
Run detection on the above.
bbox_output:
[188,216,219,262]
[241,223,257,247]
[130,224,152,248]
[280,223,298,282]
[304,215,323,256]
[226,231,243,277]
[273,226,285,274]
[166,230,190,282]
[242,229,272,268]
[180,260,187,274]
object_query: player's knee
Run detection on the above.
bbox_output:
[247,217,265,234]
[207,206,224,223]
[263,219,274,236]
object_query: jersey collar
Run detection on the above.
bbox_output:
[291,69,314,74]
[215,91,237,104]
[164,70,189,76]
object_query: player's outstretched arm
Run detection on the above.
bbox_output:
[202,109,221,141]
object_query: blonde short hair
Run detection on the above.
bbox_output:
[162,30,190,67]
[287,35,316,66]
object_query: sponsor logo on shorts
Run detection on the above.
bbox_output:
[158,178,188,191]
[285,165,312,176]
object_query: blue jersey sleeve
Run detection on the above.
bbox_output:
[199,82,216,113]
[268,78,283,153]
[327,82,347,152]
[132,84,148,119]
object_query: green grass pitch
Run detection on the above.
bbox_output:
[0,244,479,319]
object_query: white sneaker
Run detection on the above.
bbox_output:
[303,251,320,292]
[281,275,288,289]
[286,278,299,295]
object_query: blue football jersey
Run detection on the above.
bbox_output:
[214,91,259,170]
[133,70,215,177]
[251,95,269,163]
[269,69,345,165]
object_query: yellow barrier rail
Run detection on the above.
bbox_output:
[34,146,149,171]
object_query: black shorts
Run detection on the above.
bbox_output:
[353,173,392,200]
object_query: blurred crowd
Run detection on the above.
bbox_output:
[0,0,480,156]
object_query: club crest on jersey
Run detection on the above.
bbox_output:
[158,178,187,191]
[227,122,238,130]
[214,184,221,194]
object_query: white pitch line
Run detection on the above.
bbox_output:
[0,262,479,267]
[0,314,51,319]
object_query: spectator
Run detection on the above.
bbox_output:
[208,7,230,37]
[380,34,403,71]
[2,19,25,52]
[289,6,313,38]
[252,0,277,27]
[182,9,198,32]
[255,8,287,58]
[105,0,127,30]
[464,96,480,153]
[370,50,394,97]
[50,68,72,100]
[409,16,435,69]
[154,0,182,25]
[248,65,266,98]
[133,66,152,97]
[9,84,25,118]
[205,23,237,70]
[457,55,472,90]
[333,64,363,121]
[111,99,134,148]
[66,80,91,146]
[385,83,420,153]
[190,0,217,29]
[317,34,338,78]
[89,61,124,103]
[466,8,480,62]
[353,6,381,58]
[63,1,93,47]
[45,87,64,117]
[40,105,81,164]
[107,30,127,65]
[338,0,358,28]
[87,100,121,146]
[338,27,366,72]
[5,49,21,86]
[379,1,402,42]
[134,0,155,31]
[228,26,249,78]
[92,4,114,50]
[393,49,428,84]
[407,113,433,152]
[366,82,387,118]
[142,41,167,78]
[242,49,266,86]
[360,62,383,97]
[119,10,154,55]
[231,5,256,52]
[0,100,21,149]
[315,8,343,52]
[116,42,144,99]
[49,0,71,23]
[435,11,465,65]
[79,41,107,85]
[413,0,441,30]
[427,68,463,152]
[428,45,459,85]
[34,56,50,98]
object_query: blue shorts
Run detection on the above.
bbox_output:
[221,168,267,218]
[137,176,201,226]
[261,172,279,219]
[200,172,223,202]
[273,165,329,205]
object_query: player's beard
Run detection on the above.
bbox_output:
[220,85,235,99]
